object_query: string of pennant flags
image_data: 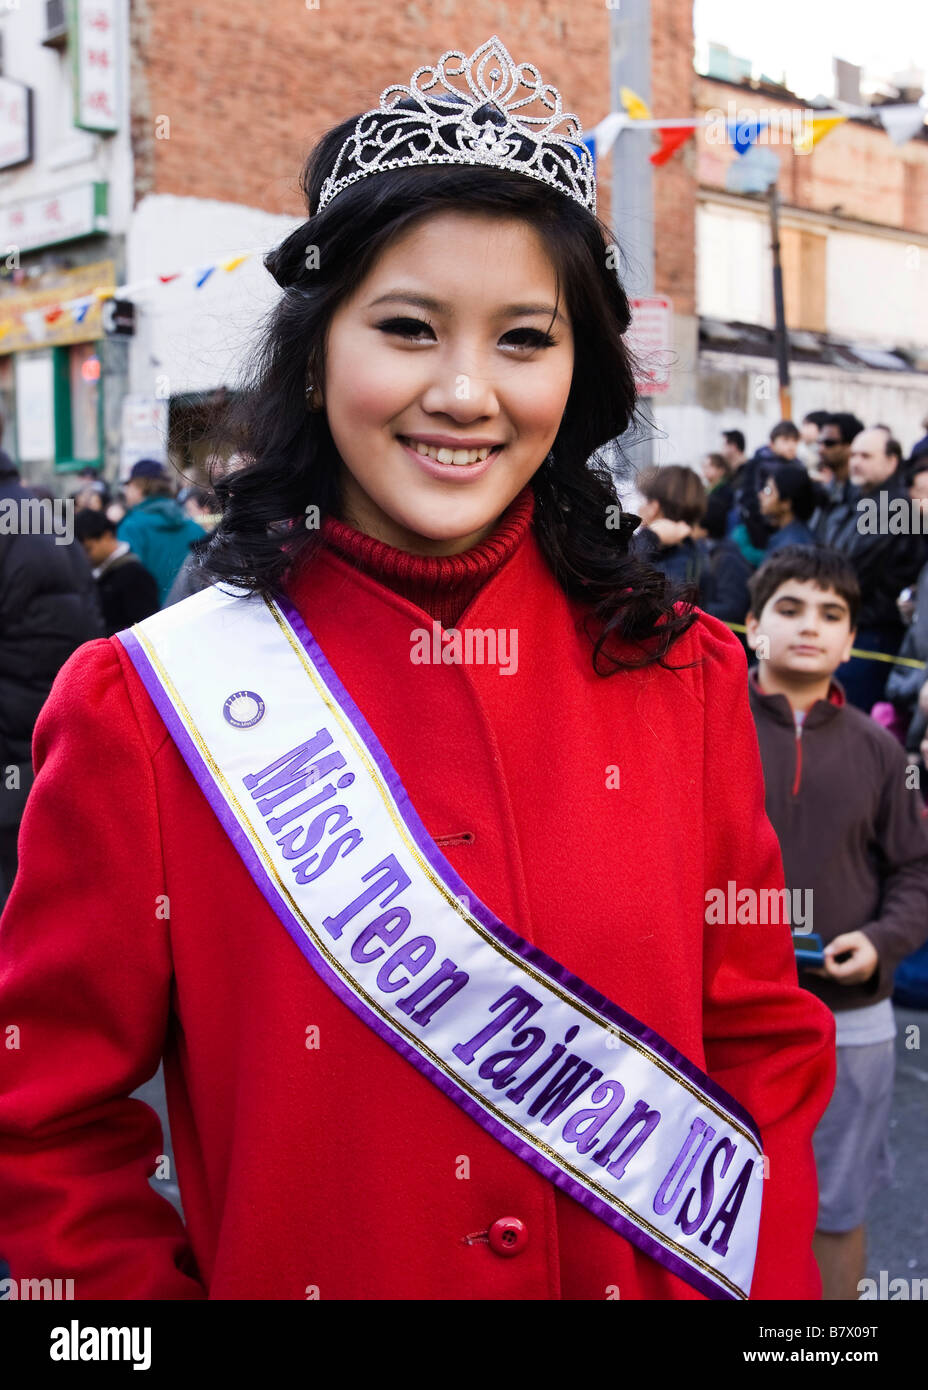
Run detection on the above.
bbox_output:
[2,89,926,335]
[582,88,928,168]
[0,249,260,343]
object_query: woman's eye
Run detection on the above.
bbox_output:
[376,317,436,340]
[502,327,557,350]
[375,319,556,350]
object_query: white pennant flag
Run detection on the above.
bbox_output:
[877,104,926,146]
[586,111,630,157]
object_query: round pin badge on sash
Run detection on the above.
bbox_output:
[222,690,266,728]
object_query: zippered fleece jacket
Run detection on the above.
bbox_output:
[748,668,928,1012]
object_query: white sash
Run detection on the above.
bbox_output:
[116,584,763,1300]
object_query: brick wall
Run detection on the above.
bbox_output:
[697,75,928,235]
[133,2,610,217]
[132,0,698,309]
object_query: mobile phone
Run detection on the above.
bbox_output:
[792,931,826,969]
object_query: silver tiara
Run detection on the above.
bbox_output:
[316,36,596,216]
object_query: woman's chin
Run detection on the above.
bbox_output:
[391,510,498,553]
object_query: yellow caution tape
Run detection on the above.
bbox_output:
[725,622,927,670]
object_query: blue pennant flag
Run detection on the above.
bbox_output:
[729,119,767,156]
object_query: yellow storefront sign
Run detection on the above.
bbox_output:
[0,259,115,354]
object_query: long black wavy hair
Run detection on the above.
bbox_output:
[197,110,698,675]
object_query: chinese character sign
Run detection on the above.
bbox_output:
[71,0,119,134]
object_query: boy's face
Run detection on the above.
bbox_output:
[81,535,112,567]
[771,434,797,460]
[745,579,855,680]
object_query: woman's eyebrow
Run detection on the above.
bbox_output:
[366,290,567,325]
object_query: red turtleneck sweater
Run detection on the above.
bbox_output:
[319,485,535,629]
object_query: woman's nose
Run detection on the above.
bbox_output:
[420,366,500,420]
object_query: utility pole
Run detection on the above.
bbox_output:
[768,183,792,420]
[609,0,655,468]
[609,0,654,296]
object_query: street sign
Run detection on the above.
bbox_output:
[120,396,168,478]
[627,295,673,396]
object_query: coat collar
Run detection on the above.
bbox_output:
[748,666,845,728]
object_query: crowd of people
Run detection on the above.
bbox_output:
[633,414,928,1297]
[0,434,216,906]
[3,405,928,1301]
[633,409,928,731]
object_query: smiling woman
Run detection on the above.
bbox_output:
[195,66,693,672]
[0,36,836,1306]
[322,211,576,554]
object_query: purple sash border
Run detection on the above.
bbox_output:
[116,593,762,1302]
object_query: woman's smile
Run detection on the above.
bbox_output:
[397,434,505,481]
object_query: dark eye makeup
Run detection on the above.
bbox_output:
[375,317,556,349]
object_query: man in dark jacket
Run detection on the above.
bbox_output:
[744,545,928,1299]
[812,412,865,542]
[885,453,928,740]
[820,427,926,709]
[0,450,103,904]
[691,479,752,632]
[74,508,160,635]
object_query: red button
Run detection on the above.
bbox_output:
[488,1217,528,1257]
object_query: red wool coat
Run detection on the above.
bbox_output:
[0,521,835,1300]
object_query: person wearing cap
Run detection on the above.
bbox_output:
[116,460,208,606]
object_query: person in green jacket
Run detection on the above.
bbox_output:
[116,459,207,606]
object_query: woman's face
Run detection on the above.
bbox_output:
[758,477,781,517]
[321,211,575,554]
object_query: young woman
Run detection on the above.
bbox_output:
[757,463,817,553]
[0,37,834,1302]
[632,464,708,587]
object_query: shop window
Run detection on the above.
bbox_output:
[52,339,103,472]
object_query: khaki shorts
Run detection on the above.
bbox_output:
[813,1039,895,1233]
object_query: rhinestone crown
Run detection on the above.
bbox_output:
[316,35,596,216]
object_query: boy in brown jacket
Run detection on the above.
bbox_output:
[745,545,928,1300]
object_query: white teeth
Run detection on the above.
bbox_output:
[404,439,494,466]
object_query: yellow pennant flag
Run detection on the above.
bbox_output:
[620,86,652,121]
[220,255,249,273]
[794,114,846,155]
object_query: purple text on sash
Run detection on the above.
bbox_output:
[242,738,753,1256]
